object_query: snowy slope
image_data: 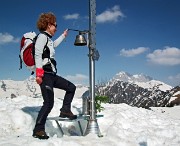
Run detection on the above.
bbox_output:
[0,76,88,99]
[0,76,41,98]
[0,77,180,145]
[0,91,180,146]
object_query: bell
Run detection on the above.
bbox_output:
[74,34,87,46]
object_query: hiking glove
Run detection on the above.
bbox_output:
[36,77,43,85]
[36,68,44,85]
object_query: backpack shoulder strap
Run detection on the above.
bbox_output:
[37,32,49,48]
[38,32,50,59]
[19,54,23,70]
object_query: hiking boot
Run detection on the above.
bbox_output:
[59,111,77,120]
[32,130,49,139]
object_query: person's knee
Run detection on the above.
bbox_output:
[72,84,76,91]
[45,86,54,110]
[68,82,76,92]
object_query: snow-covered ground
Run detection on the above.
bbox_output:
[0,86,180,146]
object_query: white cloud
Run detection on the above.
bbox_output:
[147,47,180,65]
[63,13,79,20]
[120,47,149,57]
[0,33,19,44]
[168,73,180,86]
[96,5,124,23]
[168,73,180,80]
[65,74,88,85]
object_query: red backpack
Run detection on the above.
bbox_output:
[19,31,48,74]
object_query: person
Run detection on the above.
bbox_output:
[32,12,77,139]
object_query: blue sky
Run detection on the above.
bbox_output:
[0,0,180,87]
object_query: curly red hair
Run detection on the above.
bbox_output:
[37,12,56,31]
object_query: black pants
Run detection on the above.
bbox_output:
[33,73,76,132]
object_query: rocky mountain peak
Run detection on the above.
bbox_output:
[113,71,153,83]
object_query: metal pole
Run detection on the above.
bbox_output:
[89,0,96,121]
[84,0,101,136]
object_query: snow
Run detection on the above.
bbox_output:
[135,80,172,92]
[0,80,180,146]
[112,72,172,92]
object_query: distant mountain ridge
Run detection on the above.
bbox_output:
[1,72,179,108]
[0,76,41,99]
[0,76,88,99]
[97,71,179,108]
[110,71,172,91]
[113,71,153,82]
